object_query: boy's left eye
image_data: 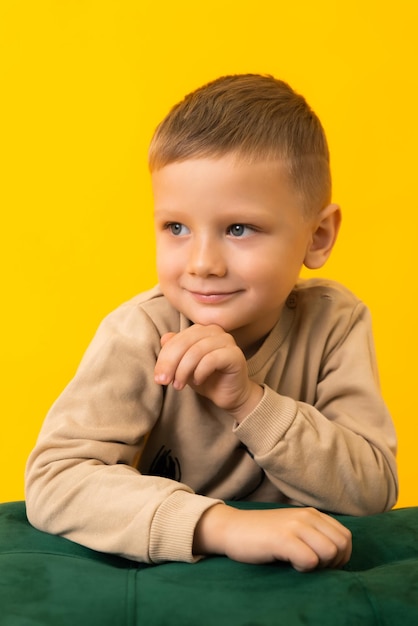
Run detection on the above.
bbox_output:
[227,224,252,237]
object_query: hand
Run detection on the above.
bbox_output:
[154,325,263,422]
[193,504,352,572]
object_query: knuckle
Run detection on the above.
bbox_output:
[323,542,339,561]
[298,553,320,572]
[298,507,318,521]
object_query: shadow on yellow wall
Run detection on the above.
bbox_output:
[1,1,417,507]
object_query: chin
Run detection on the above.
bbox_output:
[185,310,234,331]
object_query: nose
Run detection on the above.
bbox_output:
[186,235,227,277]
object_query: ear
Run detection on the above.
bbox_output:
[304,203,341,269]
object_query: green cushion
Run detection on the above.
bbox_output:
[1,501,418,625]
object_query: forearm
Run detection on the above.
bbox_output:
[234,386,398,515]
[26,448,221,563]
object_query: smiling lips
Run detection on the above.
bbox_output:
[187,290,241,304]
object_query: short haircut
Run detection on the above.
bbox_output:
[148,74,331,215]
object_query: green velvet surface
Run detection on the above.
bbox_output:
[1,501,418,625]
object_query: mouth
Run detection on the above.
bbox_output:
[187,290,241,304]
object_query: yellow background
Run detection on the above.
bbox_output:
[1,1,417,507]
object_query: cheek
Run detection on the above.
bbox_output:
[156,247,183,284]
[156,241,172,270]
[239,254,279,283]
[239,252,297,301]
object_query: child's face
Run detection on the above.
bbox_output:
[152,155,317,353]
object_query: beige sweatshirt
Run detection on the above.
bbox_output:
[25,279,398,564]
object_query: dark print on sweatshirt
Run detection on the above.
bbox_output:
[149,445,182,482]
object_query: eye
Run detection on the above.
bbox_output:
[166,222,189,236]
[227,224,253,237]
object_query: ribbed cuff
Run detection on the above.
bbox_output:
[149,490,223,564]
[233,385,296,455]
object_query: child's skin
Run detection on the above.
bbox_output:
[152,154,351,571]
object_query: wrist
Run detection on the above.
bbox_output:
[229,382,264,425]
[193,503,236,557]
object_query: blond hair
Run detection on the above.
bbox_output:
[148,74,331,215]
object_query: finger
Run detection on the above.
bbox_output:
[155,329,202,384]
[282,537,321,572]
[299,516,352,569]
[160,332,177,347]
[329,532,352,568]
[315,514,352,568]
[192,345,243,385]
[155,325,229,386]
[168,336,236,390]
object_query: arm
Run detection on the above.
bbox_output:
[155,301,398,516]
[234,303,398,515]
[25,299,222,564]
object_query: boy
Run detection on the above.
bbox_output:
[25,74,398,572]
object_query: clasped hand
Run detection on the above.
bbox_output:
[194,505,352,571]
[154,324,263,422]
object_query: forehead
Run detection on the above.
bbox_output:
[151,156,302,212]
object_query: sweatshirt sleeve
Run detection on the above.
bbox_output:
[25,300,221,563]
[233,300,398,516]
